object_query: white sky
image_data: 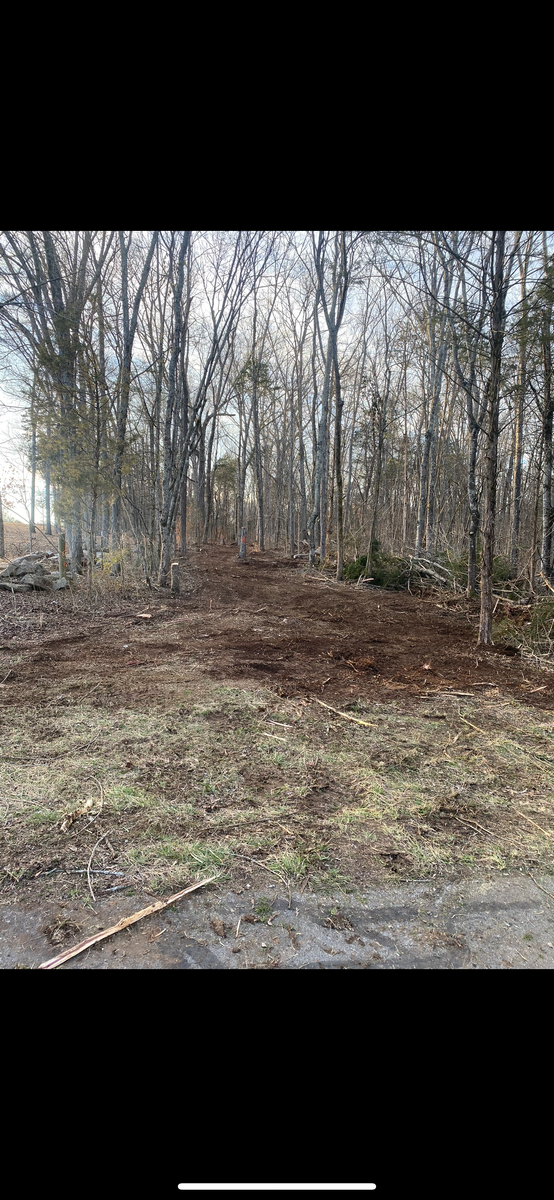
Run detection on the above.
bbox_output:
[0,386,46,524]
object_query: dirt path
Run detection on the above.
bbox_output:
[2,545,554,968]
[1,545,551,707]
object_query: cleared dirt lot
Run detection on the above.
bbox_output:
[2,544,554,967]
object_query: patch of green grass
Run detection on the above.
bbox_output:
[266,851,308,881]
[106,784,154,811]
[492,616,522,648]
[156,839,232,873]
[317,867,352,895]
[28,809,60,826]
[254,896,274,919]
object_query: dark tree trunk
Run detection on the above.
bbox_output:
[479,232,508,646]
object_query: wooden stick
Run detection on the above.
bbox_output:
[458,713,552,767]
[431,690,474,697]
[453,814,497,840]
[458,714,489,735]
[539,571,554,595]
[515,811,554,841]
[527,873,554,901]
[234,853,285,880]
[454,814,528,853]
[38,876,217,969]
[87,832,109,902]
[312,697,377,727]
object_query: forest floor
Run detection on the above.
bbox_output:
[2,539,554,968]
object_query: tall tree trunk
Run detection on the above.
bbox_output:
[180,479,187,551]
[344,400,357,535]
[467,423,479,595]
[29,419,36,536]
[113,232,159,539]
[425,406,441,556]
[288,379,295,555]
[252,367,264,550]
[333,351,344,579]
[415,238,452,556]
[320,373,332,560]
[510,248,530,573]
[202,415,216,543]
[531,433,543,592]
[510,376,524,575]
[402,423,409,551]
[159,232,190,583]
[197,436,206,542]
[297,408,308,543]
[541,232,554,580]
[179,363,190,555]
[44,452,52,536]
[308,333,333,564]
[479,232,509,646]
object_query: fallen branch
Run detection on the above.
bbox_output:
[430,690,474,697]
[38,876,217,969]
[234,853,286,882]
[233,853,291,906]
[454,814,528,853]
[87,832,109,901]
[515,811,554,841]
[458,714,489,736]
[527,873,554,901]
[539,572,554,595]
[416,557,453,577]
[453,814,497,840]
[457,712,554,767]
[312,697,377,727]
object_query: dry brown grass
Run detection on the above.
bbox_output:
[2,545,554,906]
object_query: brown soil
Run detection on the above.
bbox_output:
[1,545,551,710]
[2,545,554,935]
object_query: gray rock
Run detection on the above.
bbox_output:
[20,573,54,589]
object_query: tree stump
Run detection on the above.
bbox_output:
[171,562,180,594]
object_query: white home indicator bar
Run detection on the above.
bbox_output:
[178,1187,377,1192]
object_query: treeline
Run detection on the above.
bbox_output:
[0,231,553,643]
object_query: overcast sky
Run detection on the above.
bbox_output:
[0,386,45,524]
